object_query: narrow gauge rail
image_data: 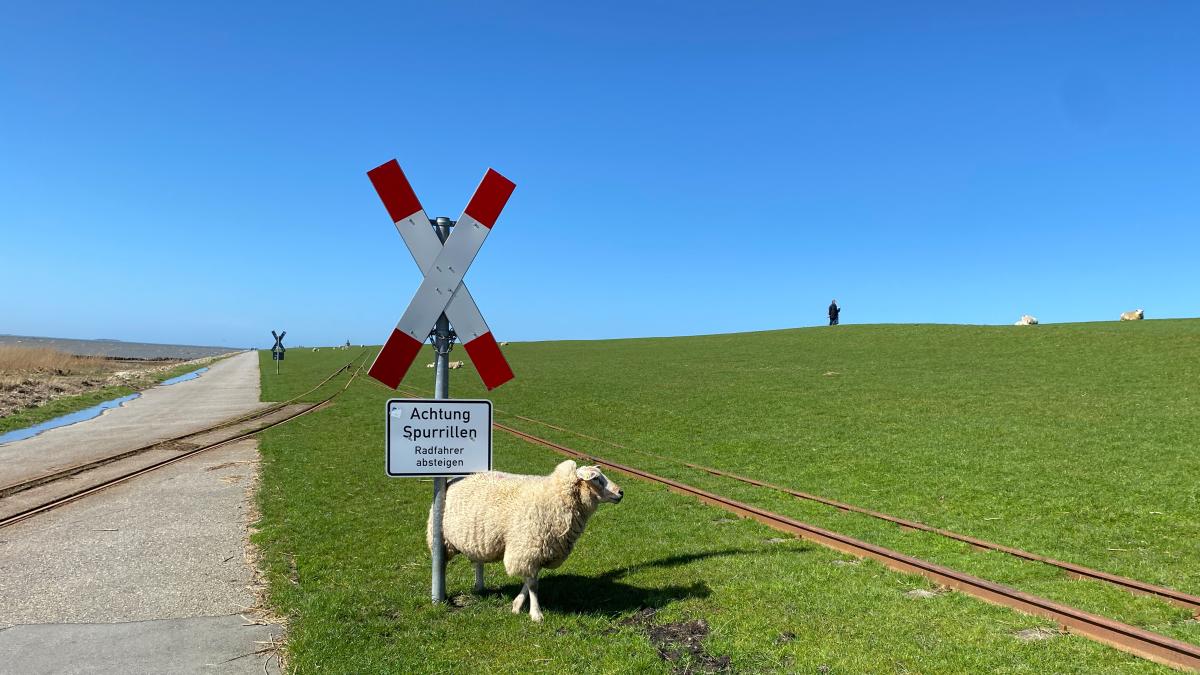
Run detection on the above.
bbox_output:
[2,350,367,499]
[491,421,1200,672]
[484,404,1200,617]
[0,351,370,530]
[390,379,1200,618]
[387,385,1200,668]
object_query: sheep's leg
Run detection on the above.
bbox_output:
[526,573,543,623]
[473,562,485,594]
[511,582,529,614]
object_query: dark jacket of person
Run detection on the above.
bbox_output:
[828,303,840,319]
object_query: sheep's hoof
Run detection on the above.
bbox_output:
[530,610,543,623]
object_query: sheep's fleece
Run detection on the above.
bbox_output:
[428,460,622,578]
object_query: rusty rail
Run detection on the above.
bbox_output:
[477,402,1200,617]
[495,422,1200,672]
[0,350,371,529]
[0,350,368,500]
[679,462,1200,615]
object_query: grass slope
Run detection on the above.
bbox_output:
[254,320,1200,672]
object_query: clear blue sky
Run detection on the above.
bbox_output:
[2,2,1197,348]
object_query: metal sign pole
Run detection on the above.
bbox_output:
[430,216,455,604]
[364,160,515,606]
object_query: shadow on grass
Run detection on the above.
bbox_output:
[490,547,785,617]
[531,574,710,616]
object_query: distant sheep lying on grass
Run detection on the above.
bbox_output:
[448,360,464,369]
[1120,309,1144,321]
[1014,315,1038,326]
[429,459,624,622]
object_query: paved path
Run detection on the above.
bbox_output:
[3,351,267,485]
[0,351,281,674]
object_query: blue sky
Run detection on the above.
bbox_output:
[2,2,1197,348]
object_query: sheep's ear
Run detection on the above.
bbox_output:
[576,466,601,481]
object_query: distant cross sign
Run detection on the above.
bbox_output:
[366,160,516,391]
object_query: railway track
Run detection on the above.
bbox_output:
[488,405,1200,616]
[0,351,370,530]
[492,421,1200,672]
[0,403,315,501]
[382,382,1200,669]
[393,382,1200,616]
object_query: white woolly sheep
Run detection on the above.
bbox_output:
[428,459,624,622]
[1014,315,1038,326]
[425,362,436,368]
[1120,309,1144,321]
[448,360,465,369]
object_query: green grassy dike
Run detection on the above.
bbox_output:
[252,321,1199,673]
[0,357,229,435]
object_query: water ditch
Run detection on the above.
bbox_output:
[0,367,210,445]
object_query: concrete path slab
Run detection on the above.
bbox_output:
[0,439,281,673]
[0,615,278,674]
[2,351,267,485]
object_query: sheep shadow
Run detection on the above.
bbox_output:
[488,548,766,617]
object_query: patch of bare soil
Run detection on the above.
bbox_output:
[620,608,732,674]
[0,346,205,418]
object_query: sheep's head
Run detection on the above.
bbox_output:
[576,465,623,504]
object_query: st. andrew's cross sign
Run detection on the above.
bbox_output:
[271,330,285,361]
[365,160,516,391]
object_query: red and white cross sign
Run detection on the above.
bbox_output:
[366,159,516,391]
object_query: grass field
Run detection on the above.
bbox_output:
[252,319,1199,673]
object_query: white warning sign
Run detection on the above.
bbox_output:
[385,399,492,477]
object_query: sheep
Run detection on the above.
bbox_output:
[1120,309,1144,321]
[499,341,510,346]
[1014,315,1038,326]
[428,459,624,622]
[448,360,465,369]
[425,362,436,368]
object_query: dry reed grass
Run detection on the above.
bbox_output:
[0,346,101,376]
